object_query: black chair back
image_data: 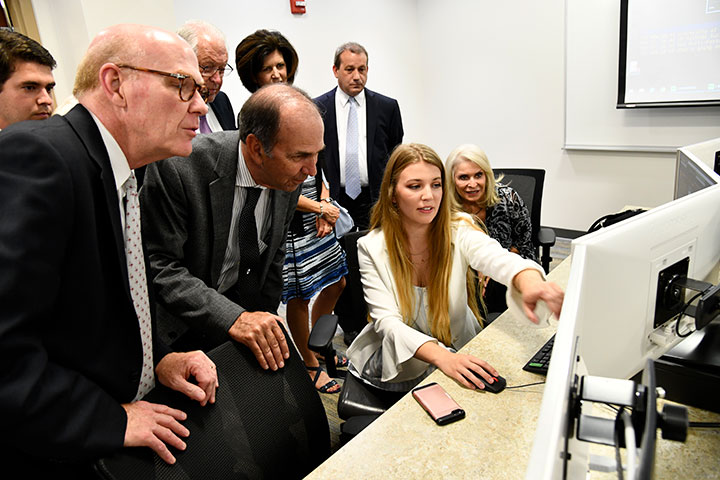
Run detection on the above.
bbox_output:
[493,168,555,272]
[333,229,370,341]
[95,334,330,480]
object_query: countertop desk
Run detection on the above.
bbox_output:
[306,256,720,479]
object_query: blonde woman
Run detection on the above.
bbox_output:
[346,144,563,394]
[446,144,536,314]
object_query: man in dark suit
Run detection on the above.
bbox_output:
[314,41,404,231]
[0,25,218,477]
[177,20,237,131]
[315,42,404,343]
[141,83,324,372]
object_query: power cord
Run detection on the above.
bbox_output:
[688,422,720,429]
[506,381,546,390]
[613,407,625,480]
[674,291,705,338]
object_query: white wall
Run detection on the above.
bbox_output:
[415,0,678,232]
[31,0,695,232]
[173,0,423,141]
[32,0,175,105]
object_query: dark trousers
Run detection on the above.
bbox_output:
[334,188,373,344]
[339,186,373,232]
[481,279,508,319]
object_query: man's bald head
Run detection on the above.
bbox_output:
[70,24,208,168]
[73,24,195,98]
[238,83,320,153]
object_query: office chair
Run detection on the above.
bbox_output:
[95,330,330,480]
[309,229,402,444]
[309,313,401,445]
[493,168,556,272]
[333,230,370,345]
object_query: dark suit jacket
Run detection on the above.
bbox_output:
[0,105,168,473]
[209,91,237,131]
[141,131,301,348]
[314,87,404,202]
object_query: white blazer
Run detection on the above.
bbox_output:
[347,213,545,383]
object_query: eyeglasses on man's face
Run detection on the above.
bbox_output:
[115,64,210,103]
[199,64,234,78]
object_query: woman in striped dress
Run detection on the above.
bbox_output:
[282,173,348,393]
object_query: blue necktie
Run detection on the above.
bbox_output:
[345,97,361,199]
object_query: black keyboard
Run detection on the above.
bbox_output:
[522,334,555,375]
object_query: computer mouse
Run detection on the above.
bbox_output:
[469,371,506,393]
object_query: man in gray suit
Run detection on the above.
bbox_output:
[141,83,323,371]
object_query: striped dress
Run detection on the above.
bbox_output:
[281,177,348,302]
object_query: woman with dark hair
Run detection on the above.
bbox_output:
[346,143,563,395]
[235,29,299,93]
[235,29,347,393]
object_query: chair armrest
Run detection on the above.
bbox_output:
[537,227,556,247]
[537,227,556,273]
[308,314,339,352]
[338,372,391,419]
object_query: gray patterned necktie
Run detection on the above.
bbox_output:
[124,171,155,400]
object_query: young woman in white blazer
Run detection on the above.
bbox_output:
[346,143,564,394]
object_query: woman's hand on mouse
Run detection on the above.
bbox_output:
[416,341,498,390]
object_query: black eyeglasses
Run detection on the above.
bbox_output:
[200,63,234,78]
[115,64,210,103]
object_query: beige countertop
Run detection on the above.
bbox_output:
[306,255,720,479]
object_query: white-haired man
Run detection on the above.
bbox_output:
[178,19,236,131]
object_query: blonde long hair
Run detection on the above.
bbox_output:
[369,144,482,345]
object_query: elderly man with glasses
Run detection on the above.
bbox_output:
[178,19,237,132]
[0,24,218,478]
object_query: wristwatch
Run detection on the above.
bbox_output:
[320,197,333,203]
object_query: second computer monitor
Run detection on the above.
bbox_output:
[574,184,720,379]
[526,183,720,478]
[674,137,720,200]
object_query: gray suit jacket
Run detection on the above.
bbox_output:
[140,131,301,347]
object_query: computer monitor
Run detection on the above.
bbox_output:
[526,183,720,479]
[674,138,720,200]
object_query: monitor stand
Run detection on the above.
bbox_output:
[656,318,720,413]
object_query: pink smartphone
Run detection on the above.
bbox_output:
[411,382,466,426]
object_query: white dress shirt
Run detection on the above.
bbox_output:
[334,88,368,188]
